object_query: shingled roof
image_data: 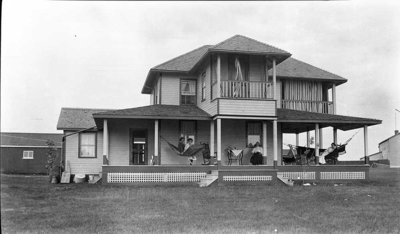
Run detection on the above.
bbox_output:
[1,132,63,147]
[278,108,381,133]
[275,58,347,84]
[57,108,113,130]
[210,35,290,55]
[142,35,346,93]
[93,105,211,120]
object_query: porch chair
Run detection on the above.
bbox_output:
[227,148,243,165]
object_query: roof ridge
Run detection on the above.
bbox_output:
[61,107,116,111]
[284,57,346,80]
[152,45,213,71]
[211,34,290,54]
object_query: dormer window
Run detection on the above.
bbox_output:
[180,80,196,105]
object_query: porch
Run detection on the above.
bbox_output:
[101,164,370,185]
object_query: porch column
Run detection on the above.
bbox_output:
[103,119,109,165]
[319,128,324,149]
[364,126,369,164]
[210,120,215,157]
[333,128,338,144]
[272,58,277,100]
[315,123,320,164]
[332,84,336,114]
[217,55,221,98]
[262,121,267,163]
[295,132,299,146]
[154,120,159,161]
[273,120,278,167]
[306,131,310,147]
[217,118,222,165]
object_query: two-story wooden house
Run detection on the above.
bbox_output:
[57,35,381,185]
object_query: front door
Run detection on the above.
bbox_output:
[130,130,147,165]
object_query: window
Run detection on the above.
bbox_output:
[22,151,34,159]
[201,72,206,101]
[180,80,196,105]
[180,121,196,143]
[247,122,262,147]
[79,132,97,158]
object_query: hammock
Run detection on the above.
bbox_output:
[161,137,204,157]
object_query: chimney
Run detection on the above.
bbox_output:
[395,130,399,135]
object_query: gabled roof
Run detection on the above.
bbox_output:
[142,35,347,94]
[1,132,63,147]
[142,35,292,94]
[275,58,347,85]
[93,105,211,121]
[278,108,381,133]
[210,35,290,56]
[379,132,400,145]
[57,108,114,130]
[152,45,212,72]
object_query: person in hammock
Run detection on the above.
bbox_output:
[178,137,185,154]
[185,138,196,165]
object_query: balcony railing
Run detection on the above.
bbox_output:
[281,100,334,114]
[220,80,273,99]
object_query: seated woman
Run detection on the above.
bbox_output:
[250,142,263,165]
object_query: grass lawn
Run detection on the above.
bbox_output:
[1,168,400,234]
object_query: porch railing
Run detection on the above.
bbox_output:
[281,99,334,114]
[220,80,273,99]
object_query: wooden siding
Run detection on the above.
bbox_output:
[218,99,276,116]
[160,75,180,105]
[160,119,209,165]
[64,131,103,175]
[108,119,155,166]
[249,56,265,81]
[0,147,61,174]
[197,62,218,116]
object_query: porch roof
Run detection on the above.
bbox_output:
[93,105,211,122]
[277,108,382,133]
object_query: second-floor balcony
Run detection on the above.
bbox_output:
[220,80,273,99]
[281,99,334,114]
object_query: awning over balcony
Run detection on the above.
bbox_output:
[277,108,381,133]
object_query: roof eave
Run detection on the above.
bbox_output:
[277,76,348,85]
[93,114,211,121]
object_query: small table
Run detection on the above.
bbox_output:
[228,149,243,165]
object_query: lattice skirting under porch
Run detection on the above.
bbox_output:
[107,172,207,183]
[320,172,365,180]
[223,175,272,181]
[277,172,316,180]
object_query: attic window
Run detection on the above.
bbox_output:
[180,80,196,105]
[23,151,34,159]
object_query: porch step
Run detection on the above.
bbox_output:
[89,174,102,184]
[277,175,294,186]
[198,171,218,187]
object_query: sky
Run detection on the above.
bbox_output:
[2,0,400,160]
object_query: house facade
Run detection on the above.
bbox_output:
[57,35,381,185]
[0,132,62,174]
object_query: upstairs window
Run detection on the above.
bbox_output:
[201,72,206,102]
[79,132,97,158]
[22,151,34,159]
[181,80,196,105]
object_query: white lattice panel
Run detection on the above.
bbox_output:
[277,172,315,180]
[107,172,207,183]
[223,175,272,181]
[320,172,365,180]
